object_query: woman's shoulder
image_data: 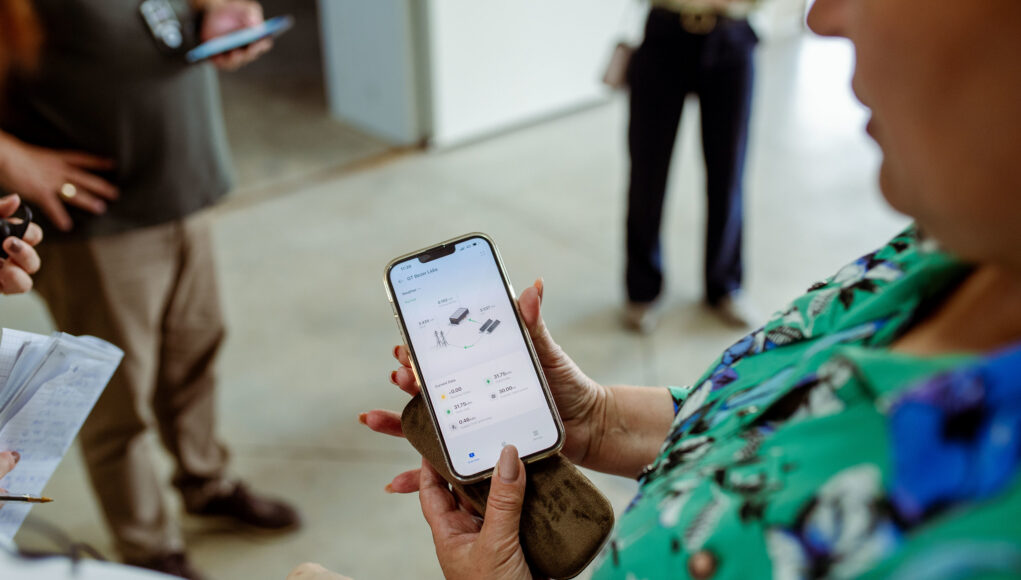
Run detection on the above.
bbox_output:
[762,225,962,342]
[796,226,939,310]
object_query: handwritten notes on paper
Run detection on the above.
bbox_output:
[0,329,122,540]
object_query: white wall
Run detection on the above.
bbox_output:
[751,0,809,40]
[422,0,639,147]
[318,0,422,145]
[317,0,806,148]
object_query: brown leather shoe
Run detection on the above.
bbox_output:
[188,482,301,531]
[126,552,206,580]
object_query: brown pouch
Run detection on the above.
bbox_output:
[401,395,615,579]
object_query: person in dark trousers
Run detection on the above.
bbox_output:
[624,0,760,333]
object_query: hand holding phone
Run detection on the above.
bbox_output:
[366,276,608,494]
[191,4,291,68]
[384,234,566,482]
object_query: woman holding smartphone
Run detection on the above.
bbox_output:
[352,0,1021,578]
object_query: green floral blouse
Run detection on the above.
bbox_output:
[592,228,1021,579]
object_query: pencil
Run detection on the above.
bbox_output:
[0,494,53,503]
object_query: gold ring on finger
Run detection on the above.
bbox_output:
[59,182,77,200]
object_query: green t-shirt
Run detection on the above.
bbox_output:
[593,228,1021,579]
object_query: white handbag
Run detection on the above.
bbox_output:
[601,0,648,91]
[602,41,636,90]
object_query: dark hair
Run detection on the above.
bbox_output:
[0,0,42,93]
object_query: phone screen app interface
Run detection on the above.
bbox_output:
[391,238,558,477]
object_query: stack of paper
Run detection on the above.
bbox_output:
[0,328,123,540]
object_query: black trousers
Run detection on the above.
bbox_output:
[625,8,758,304]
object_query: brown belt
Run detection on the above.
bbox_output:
[680,12,720,34]
[650,0,746,35]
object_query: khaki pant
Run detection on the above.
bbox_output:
[34,213,230,560]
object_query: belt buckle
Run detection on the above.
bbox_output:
[681,12,718,35]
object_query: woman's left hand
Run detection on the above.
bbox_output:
[0,194,42,295]
[420,445,534,580]
[200,0,273,71]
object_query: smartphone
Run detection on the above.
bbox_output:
[384,233,565,483]
[184,15,294,63]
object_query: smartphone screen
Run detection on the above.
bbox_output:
[386,234,563,481]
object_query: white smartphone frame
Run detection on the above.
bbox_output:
[383,233,565,483]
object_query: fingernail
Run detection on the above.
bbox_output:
[390,370,398,385]
[6,238,22,252]
[1,193,17,202]
[384,484,395,494]
[392,345,401,359]
[357,413,368,425]
[498,445,519,483]
[11,451,20,463]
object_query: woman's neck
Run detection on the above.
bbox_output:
[892,265,1021,356]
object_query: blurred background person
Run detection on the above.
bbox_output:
[0,0,43,296]
[0,1,297,578]
[0,0,39,98]
[0,0,49,297]
[624,0,762,333]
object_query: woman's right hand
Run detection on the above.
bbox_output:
[0,133,117,232]
[0,450,18,480]
[0,450,21,511]
[361,278,608,493]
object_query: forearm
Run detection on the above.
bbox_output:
[579,385,675,478]
[190,0,225,10]
[0,130,23,188]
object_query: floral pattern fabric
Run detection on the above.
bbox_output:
[593,228,1021,579]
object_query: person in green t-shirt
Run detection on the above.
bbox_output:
[350,0,1021,579]
[0,2,295,578]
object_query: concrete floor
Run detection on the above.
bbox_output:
[219,0,392,196]
[0,34,908,579]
